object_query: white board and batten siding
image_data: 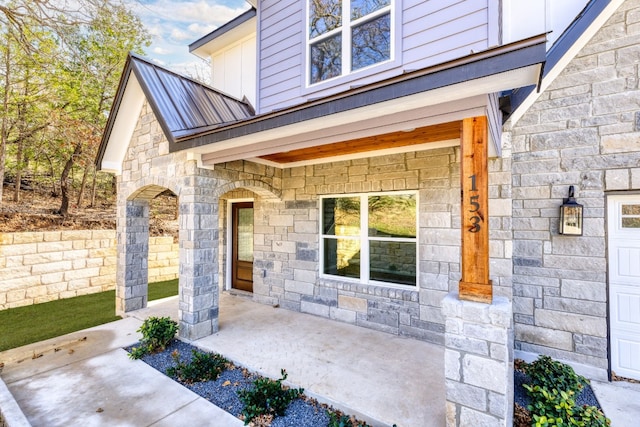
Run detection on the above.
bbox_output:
[257,0,495,114]
[212,34,257,107]
[502,0,590,48]
[608,195,640,381]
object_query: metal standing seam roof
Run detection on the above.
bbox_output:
[103,53,254,146]
[131,54,255,140]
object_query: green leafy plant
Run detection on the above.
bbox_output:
[574,404,610,427]
[167,349,229,383]
[522,356,611,427]
[525,385,576,423]
[128,316,178,359]
[525,355,586,394]
[238,369,303,425]
[327,411,372,427]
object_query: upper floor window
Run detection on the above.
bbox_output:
[308,0,392,85]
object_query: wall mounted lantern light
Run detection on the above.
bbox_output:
[559,185,583,236]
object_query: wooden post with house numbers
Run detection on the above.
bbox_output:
[459,116,492,303]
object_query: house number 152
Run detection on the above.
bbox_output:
[468,174,481,233]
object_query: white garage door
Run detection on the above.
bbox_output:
[608,195,640,381]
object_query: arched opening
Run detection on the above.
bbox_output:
[116,184,177,315]
[217,181,281,301]
[148,190,179,299]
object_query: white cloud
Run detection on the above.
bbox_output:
[123,0,251,74]
[153,47,171,55]
[170,28,191,41]
[188,23,216,36]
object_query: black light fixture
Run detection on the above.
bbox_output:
[559,185,583,236]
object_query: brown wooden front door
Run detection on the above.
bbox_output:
[232,202,254,292]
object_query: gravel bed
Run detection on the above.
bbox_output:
[127,340,332,426]
[514,370,602,409]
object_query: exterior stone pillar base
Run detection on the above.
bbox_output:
[116,199,150,316]
[442,293,513,427]
[177,196,220,341]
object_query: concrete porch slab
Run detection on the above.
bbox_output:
[1,293,445,427]
[192,293,445,427]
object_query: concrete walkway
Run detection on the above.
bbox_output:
[0,293,445,427]
[591,378,640,427]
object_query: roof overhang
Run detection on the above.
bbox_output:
[181,35,547,168]
[97,34,546,174]
[189,8,256,59]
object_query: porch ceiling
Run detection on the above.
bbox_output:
[257,121,461,165]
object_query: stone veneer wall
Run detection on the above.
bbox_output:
[0,231,178,310]
[507,0,640,379]
[214,149,513,345]
[118,98,514,343]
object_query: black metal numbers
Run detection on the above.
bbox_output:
[468,174,481,233]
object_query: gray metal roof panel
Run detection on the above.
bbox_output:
[96,53,254,169]
[129,54,254,136]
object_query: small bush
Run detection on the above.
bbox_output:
[238,369,303,425]
[525,385,576,423]
[525,355,585,394]
[327,411,372,427]
[128,316,178,359]
[167,349,229,383]
[523,356,611,427]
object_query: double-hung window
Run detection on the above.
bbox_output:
[308,0,393,85]
[320,192,417,287]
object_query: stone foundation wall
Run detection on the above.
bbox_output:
[0,231,178,310]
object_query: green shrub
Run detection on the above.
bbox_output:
[128,316,178,359]
[523,356,611,427]
[575,404,610,427]
[327,411,372,427]
[525,385,576,423]
[238,369,303,425]
[167,349,229,383]
[525,355,585,394]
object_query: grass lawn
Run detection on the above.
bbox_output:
[0,279,178,352]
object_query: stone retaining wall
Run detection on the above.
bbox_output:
[0,231,178,310]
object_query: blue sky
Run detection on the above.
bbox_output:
[126,0,251,79]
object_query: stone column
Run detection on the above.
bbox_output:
[116,199,150,315]
[442,293,513,426]
[178,189,219,340]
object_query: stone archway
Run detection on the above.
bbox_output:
[117,180,220,340]
[116,184,174,315]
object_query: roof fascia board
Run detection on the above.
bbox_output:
[507,0,623,127]
[99,72,146,174]
[173,37,547,153]
[96,56,134,169]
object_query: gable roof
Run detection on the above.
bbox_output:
[96,53,254,171]
[506,0,624,125]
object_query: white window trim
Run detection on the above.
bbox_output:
[319,191,418,289]
[305,0,397,89]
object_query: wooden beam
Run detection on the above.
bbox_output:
[259,121,461,163]
[459,116,492,303]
